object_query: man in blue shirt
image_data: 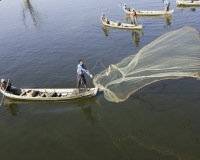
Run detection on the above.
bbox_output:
[77,60,93,92]
[163,0,170,12]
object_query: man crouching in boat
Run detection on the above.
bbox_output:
[101,13,109,24]
[0,79,12,92]
[123,3,130,11]
[0,79,7,91]
[77,60,93,93]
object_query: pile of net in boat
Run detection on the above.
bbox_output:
[93,26,200,103]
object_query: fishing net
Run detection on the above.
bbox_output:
[93,26,200,102]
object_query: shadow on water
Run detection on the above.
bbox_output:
[97,113,193,160]
[130,79,200,112]
[96,79,200,159]
[125,14,173,28]
[101,26,144,47]
[81,106,96,125]
[177,5,200,12]
[22,0,41,28]
[7,103,21,116]
[2,96,101,117]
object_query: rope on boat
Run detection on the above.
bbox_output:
[90,59,107,71]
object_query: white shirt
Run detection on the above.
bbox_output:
[101,15,105,21]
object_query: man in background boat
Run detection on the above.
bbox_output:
[77,60,93,93]
[0,79,7,91]
[0,79,12,92]
[123,3,130,11]
[101,13,109,24]
[132,9,138,26]
[163,0,170,12]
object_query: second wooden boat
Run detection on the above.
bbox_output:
[176,0,200,6]
[119,4,174,16]
[101,20,142,30]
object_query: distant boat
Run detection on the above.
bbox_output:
[0,79,98,101]
[176,0,200,6]
[101,19,142,30]
[119,4,174,16]
[102,26,144,35]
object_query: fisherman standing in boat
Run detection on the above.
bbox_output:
[77,60,93,93]
[132,9,138,26]
[163,0,170,12]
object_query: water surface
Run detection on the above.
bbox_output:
[0,0,200,159]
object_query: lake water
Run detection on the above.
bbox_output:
[0,0,200,159]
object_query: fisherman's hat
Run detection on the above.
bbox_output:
[132,8,135,11]
[1,79,5,83]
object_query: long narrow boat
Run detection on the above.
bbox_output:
[102,26,144,35]
[0,86,98,101]
[101,20,142,30]
[119,4,174,15]
[125,13,173,20]
[3,96,101,106]
[176,0,200,6]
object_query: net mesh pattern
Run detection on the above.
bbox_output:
[93,27,200,102]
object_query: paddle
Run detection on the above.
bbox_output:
[118,4,123,8]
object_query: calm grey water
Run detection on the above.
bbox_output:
[0,0,200,159]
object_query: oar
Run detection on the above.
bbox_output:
[118,4,123,8]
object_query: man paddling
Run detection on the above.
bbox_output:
[77,60,93,93]
[163,0,170,12]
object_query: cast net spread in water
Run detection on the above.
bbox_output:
[93,26,200,103]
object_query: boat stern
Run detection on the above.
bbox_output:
[93,87,98,96]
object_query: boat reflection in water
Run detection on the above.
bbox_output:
[125,14,173,28]
[3,97,100,122]
[22,0,41,28]
[75,97,101,125]
[3,101,20,116]
[177,5,200,12]
[101,26,144,47]
[132,31,140,47]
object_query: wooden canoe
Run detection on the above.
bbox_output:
[102,26,144,35]
[176,0,200,6]
[0,86,98,101]
[120,5,174,16]
[125,13,173,20]
[102,20,142,30]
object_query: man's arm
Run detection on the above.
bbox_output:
[78,65,90,75]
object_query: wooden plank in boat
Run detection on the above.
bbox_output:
[71,89,88,95]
